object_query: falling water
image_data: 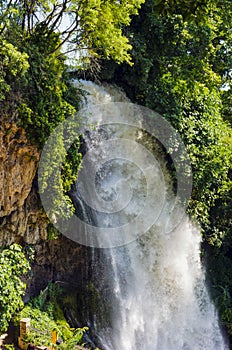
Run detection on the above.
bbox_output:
[71,80,228,350]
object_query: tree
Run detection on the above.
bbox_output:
[100,0,232,243]
[0,244,30,332]
[153,0,215,21]
[0,0,145,65]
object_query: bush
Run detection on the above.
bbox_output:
[15,283,88,350]
[0,244,30,333]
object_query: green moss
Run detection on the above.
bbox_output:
[77,282,111,330]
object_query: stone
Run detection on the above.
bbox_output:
[0,122,39,218]
[0,122,47,246]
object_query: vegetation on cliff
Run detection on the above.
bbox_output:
[0,0,145,222]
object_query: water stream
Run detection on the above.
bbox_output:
[71,80,228,350]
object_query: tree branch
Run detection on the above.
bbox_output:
[48,11,80,55]
[0,0,14,34]
[48,0,69,34]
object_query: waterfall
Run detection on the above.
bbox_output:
[71,80,228,350]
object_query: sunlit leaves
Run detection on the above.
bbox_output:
[0,244,30,333]
[77,0,145,64]
[0,39,29,101]
[0,0,145,64]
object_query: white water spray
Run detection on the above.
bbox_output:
[73,80,228,350]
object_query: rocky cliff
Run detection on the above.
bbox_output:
[0,122,47,245]
[0,122,85,298]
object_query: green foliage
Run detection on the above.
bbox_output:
[16,306,61,347]
[15,283,88,350]
[0,38,29,103]
[47,224,61,240]
[77,0,145,64]
[37,113,83,220]
[23,245,36,263]
[56,327,88,350]
[4,345,16,350]
[221,89,232,126]
[0,244,30,333]
[61,140,83,193]
[17,29,76,148]
[0,0,145,65]
[153,0,215,21]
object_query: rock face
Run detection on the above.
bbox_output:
[0,123,39,217]
[27,235,87,297]
[0,122,48,245]
[0,122,86,300]
[0,188,48,245]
